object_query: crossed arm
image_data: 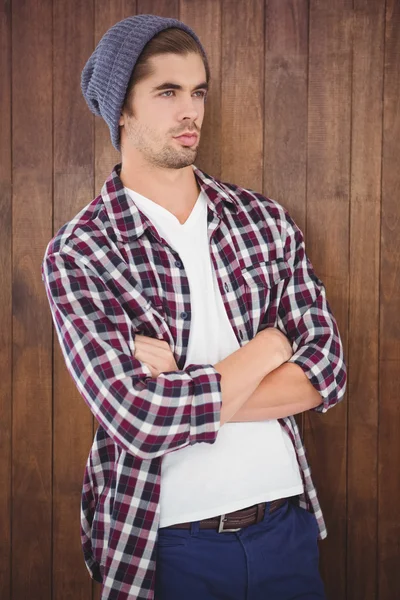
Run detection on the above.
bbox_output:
[131,216,345,429]
[134,328,322,427]
[43,212,346,460]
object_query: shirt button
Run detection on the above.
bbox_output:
[175,260,182,268]
[224,282,229,292]
[239,330,244,340]
[180,311,188,320]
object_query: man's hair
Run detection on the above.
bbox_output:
[122,27,210,116]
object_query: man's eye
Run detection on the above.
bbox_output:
[160,90,175,97]
[193,91,206,98]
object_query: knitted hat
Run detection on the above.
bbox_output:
[81,14,209,151]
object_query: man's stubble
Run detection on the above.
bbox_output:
[124,118,199,170]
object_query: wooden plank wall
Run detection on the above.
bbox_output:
[1,1,399,599]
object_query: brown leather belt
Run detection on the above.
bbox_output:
[165,498,287,533]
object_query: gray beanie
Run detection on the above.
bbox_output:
[81,14,209,152]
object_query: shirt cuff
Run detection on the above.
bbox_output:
[288,346,336,413]
[185,364,223,443]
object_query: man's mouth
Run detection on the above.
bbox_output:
[173,133,199,147]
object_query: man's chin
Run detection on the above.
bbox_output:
[147,144,198,169]
[169,148,198,169]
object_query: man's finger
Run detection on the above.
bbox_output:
[134,348,159,372]
[135,345,165,362]
[135,340,171,361]
[135,334,168,350]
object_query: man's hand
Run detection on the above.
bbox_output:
[134,328,291,382]
[134,335,179,378]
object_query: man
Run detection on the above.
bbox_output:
[42,14,346,600]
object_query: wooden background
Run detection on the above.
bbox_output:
[1,0,399,598]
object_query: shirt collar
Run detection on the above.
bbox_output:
[101,163,239,244]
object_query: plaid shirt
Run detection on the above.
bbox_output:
[42,163,346,600]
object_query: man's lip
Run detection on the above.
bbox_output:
[174,133,198,139]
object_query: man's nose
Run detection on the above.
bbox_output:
[177,96,199,122]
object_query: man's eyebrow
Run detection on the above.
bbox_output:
[151,82,209,92]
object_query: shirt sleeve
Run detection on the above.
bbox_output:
[42,248,222,460]
[276,211,347,413]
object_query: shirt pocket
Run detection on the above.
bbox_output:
[240,258,293,332]
[241,258,292,289]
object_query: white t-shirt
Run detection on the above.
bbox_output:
[125,186,304,527]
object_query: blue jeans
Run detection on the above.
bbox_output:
[155,499,326,599]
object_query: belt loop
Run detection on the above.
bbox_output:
[256,503,263,523]
[190,520,200,536]
[262,502,271,521]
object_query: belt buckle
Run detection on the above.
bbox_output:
[218,514,242,533]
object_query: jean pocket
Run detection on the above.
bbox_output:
[294,504,320,539]
[157,528,188,548]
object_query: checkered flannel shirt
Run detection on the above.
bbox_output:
[42,163,346,600]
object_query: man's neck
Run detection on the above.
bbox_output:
[119,159,200,222]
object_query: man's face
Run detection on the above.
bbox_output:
[119,52,208,169]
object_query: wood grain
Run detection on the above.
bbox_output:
[137,0,178,18]
[347,2,384,598]
[53,1,96,598]
[305,1,352,598]
[0,0,12,597]
[263,0,308,233]
[221,0,264,190]
[11,0,53,596]
[379,1,400,598]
